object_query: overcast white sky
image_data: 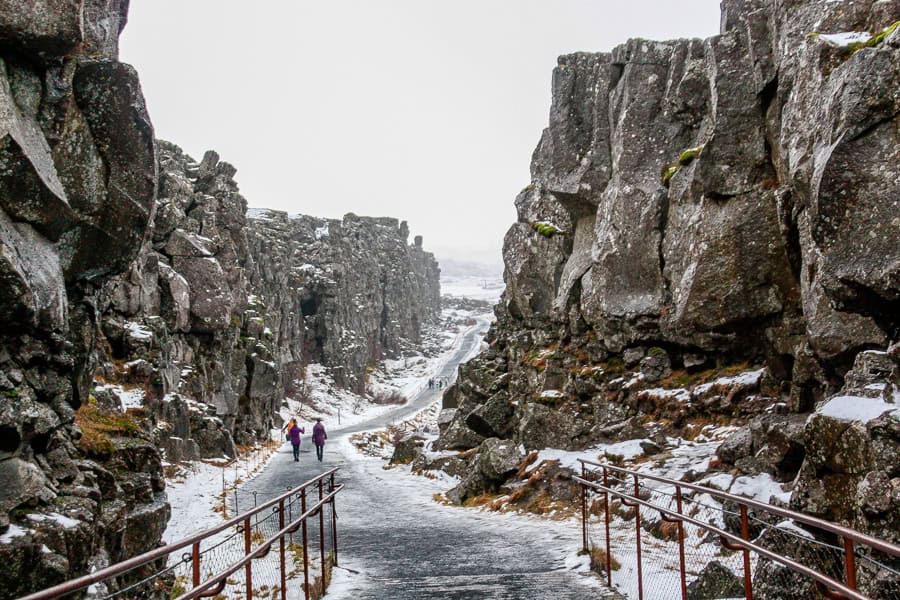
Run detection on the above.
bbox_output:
[120,1,720,267]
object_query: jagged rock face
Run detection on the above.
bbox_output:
[439,0,900,543]
[791,350,900,542]
[0,4,440,595]
[501,0,897,368]
[98,141,274,452]
[0,1,164,596]
[247,209,441,394]
[99,144,440,456]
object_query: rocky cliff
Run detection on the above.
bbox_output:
[0,4,440,596]
[0,1,163,595]
[437,0,899,548]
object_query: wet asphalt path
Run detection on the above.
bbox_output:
[239,318,613,599]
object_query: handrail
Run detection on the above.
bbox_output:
[18,467,341,600]
[579,458,900,557]
[177,484,344,600]
[574,474,870,600]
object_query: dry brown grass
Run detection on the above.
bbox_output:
[516,451,539,479]
[456,447,479,460]
[589,545,622,574]
[658,361,754,390]
[463,492,502,508]
[75,402,142,457]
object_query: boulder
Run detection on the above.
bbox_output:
[478,437,523,482]
[716,428,752,465]
[0,209,68,331]
[445,469,488,505]
[435,410,484,451]
[122,500,170,557]
[639,349,671,383]
[0,458,49,513]
[464,391,514,439]
[63,60,156,281]
[0,0,82,54]
[516,402,590,451]
[390,433,425,465]
[164,229,214,257]
[414,453,468,479]
[686,560,745,600]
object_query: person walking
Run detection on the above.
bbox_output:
[281,417,296,439]
[288,419,305,462]
[312,418,327,462]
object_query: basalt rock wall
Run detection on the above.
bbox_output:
[0,4,440,596]
[438,0,899,542]
[503,0,898,383]
[97,144,440,459]
[247,209,441,396]
[0,1,164,596]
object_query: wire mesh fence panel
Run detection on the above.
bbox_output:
[22,470,343,600]
[577,462,900,600]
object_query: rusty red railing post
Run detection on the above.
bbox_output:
[843,537,857,591]
[319,479,326,593]
[301,488,310,599]
[330,472,339,566]
[740,504,752,600]
[191,541,201,590]
[633,473,644,600]
[675,486,688,600]
[581,461,588,553]
[244,516,253,600]
[603,467,612,587]
[279,498,286,600]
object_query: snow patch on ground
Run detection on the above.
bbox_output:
[124,321,152,340]
[93,383,145,410]
[26,512,82,529]
[0,524,29,544]
[730,473,789,504]
[694,368,765,396]
[817,394,900,422]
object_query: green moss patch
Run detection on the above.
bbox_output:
[678,145,704,165]
[661,163,681,186]
[531,222,564,237]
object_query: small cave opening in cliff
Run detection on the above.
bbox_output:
[0,426,20,452]
[300,294,320,318]
[29,430,51,453]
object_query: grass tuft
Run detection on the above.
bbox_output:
[75,402,142,457]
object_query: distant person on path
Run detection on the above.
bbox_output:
[288,419,305,462]
[438,379,443,390]
[313,418,327,462]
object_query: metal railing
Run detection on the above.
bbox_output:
[19,468,343,600]
[575,459,900,600]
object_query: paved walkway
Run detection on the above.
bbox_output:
[240,318,621,599]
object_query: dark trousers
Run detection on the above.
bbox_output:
[315,444,324,461]
[292,443,300,461]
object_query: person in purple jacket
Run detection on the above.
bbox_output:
[312,418,327,462]
[288,419,305,462]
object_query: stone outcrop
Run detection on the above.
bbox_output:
[247,209,441,395]
[0,1,162,595]
[0,3,441,596]
[93,141,440,462]
[436,0,900,557]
